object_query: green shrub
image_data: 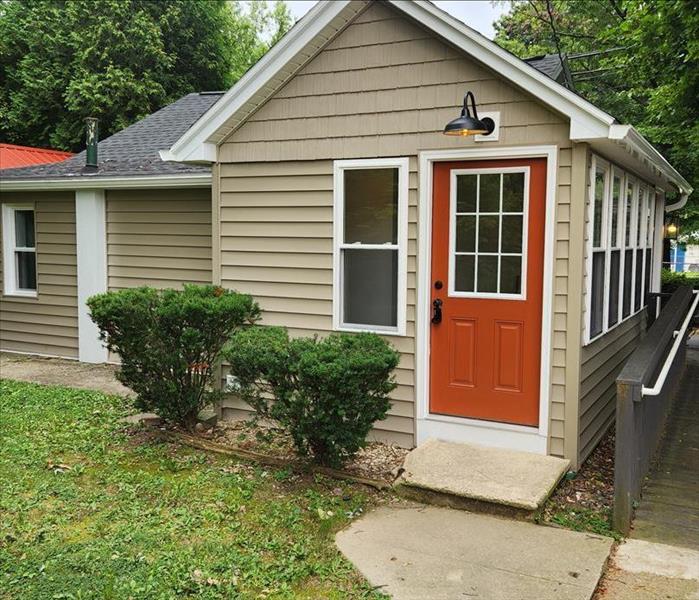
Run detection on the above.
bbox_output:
[88,285,259,428]
[226,327,399,468]
[661,268,699,293]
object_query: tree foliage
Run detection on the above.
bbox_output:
[0,0,291,151]
[494,0,699,234]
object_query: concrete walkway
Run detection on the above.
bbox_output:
[336,504,612,600]
[596,539,699,599]
[0,352,130,396]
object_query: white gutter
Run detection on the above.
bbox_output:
[608,124,693,208]
[0,173,211,191]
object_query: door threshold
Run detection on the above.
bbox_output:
[417,414,547,455]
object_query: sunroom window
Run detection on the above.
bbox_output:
[333,158,408,335]
[585,155,657,344]
[2,204,37,297]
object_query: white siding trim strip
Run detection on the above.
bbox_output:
[75,189,108,363]
[416,145,558,455]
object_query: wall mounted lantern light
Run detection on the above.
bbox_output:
[443,91,496,137]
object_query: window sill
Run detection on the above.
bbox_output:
[335,324,406,337]
[2,290,38,299]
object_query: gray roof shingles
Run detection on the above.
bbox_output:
[0,92,223,181]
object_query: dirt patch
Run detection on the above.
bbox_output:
[0,352,131,397]
[542,429,616,537]
[197,419,408,484]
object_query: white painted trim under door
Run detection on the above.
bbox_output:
[416,145,559,455]
[75,189,108,363]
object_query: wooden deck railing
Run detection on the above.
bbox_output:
[613,285,698,534]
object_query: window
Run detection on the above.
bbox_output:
[333,158,408,334]
[589,162,608,337]
[585,156,657,344]
[2,203,37,297]
[449,168,528,298]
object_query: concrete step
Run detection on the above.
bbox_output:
[397,438,570,516]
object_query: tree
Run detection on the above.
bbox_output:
[0,0,291,151]
[494,0,699,235]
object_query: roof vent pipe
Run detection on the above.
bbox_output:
[85,117,98,168]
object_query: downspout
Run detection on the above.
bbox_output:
[665,191,689,213]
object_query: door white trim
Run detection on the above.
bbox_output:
[416,145,559,455]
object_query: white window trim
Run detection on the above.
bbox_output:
[447,166,530,300]
[332,157,409,336]
[2,203,38,298]
[584,154,657,345]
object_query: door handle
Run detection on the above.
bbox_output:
[431,298,443,324]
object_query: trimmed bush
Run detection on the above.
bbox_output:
[661,268,699,293]
[88,285,259,428]
[226,327,399,468]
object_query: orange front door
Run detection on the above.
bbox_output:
[429,159,546,426]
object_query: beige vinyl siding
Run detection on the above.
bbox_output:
[218,160,417,447]
[578,314,644,462]
[106,189,212,290]
[217,2,574,451]
[0,191,78,358]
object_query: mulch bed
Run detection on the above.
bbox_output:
[542,429,615,530]
[167,418,408,488]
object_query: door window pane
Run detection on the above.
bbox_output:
[344,168,397,244]
[455,216,476,252]
[454,255,475,292]
[14,210,35,248]
[503,172,524,212]
[501,215,523,253]
[456,174,477,212]
[16,251,37,290]
[479,174,500,212]
[477,255,498,293]
[343,249,397,327]
[452,170,526,296]
[477,215,499,252]
[500,256,522,294]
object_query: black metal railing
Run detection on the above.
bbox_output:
[613,285,698,533]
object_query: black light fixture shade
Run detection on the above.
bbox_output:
[443,91,495,137]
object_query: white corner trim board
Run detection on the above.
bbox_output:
[75,189,108,363]
[416,146,558,455]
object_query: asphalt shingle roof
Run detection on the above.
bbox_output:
[524,54,568,85]
[0,92,223,181]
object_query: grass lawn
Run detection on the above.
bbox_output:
[0,379,387,599]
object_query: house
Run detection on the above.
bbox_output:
[0,92,220,361]
[0,0,692,470]
[0,143,73,169]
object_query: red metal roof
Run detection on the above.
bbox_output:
[0,143,73,169]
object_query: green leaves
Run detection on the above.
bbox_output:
[226,328,400,468]
[87,285,260,428]
[494,0,699,235]
[0,0,292,151]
